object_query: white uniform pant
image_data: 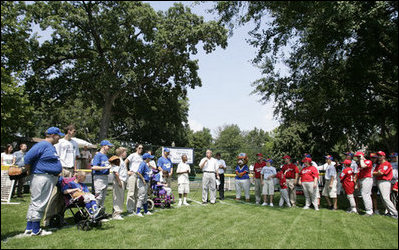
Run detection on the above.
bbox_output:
[113,179,126,217]
[126,174,138,213]
[378,180,398,216]
[202,172,216,203]
[136,179,149,210]
[302,182,318,209]
[26,174,58,222]
[286,179,297,205]
[359,178,373,213]
[254,178,262,203]
[346,194,356,209]
[235,179,250,200]
[279,189,291,207]
[94,175,108,208]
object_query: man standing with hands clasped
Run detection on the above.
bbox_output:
[215,152,227,200]
[199,150,219,204]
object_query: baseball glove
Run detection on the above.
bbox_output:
[8,166,22,176]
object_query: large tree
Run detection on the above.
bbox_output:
[1,1,37,144]
[212,1,398,152]
[25,1,227,142]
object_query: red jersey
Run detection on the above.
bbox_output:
[276,171,288,189]
[393,181,398,192]
[300,166,319,182]
[340,167,355,195]
[358,163,373,179]
[253,161,266,179]
[281,163,299,179]
[375,161,393,181]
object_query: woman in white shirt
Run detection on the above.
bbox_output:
[1,144,15,166]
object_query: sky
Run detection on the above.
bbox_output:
[31,1,281,138]
[146,1,280,137]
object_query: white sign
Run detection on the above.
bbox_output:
[162,147,194,164]
[1,169,15,203]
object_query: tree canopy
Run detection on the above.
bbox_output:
[211,1,398,152]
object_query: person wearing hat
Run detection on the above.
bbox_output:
[389,153,398,210]
[344,152,360,210]
[253,153,266,205]
[199,150,220,204]
[91,140,113,212]
[281,155,299,207]
[299,157,319,210]
[303,153,321,206]
[373,151,398,219]
[110,147,128,220]
[157,148,174,188]
[135,153,154,216]
[322,155,338,210]
[340,159,358,214]
[125,143,143,215]
[23,127,64,236]
[369,153,380,214]
[261,159,277,207]
[354,152,374,216]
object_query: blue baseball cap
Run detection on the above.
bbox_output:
[389,152,398,157]
[100,140,114,147]
[304,153,311,158]
[142,153,154,160]
[46,127,65,136]
[265,158,273,164]
[325,155,333,160]
[164,148,170,153]
[344,152,354,157]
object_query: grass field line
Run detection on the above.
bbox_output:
[275,209,306,249]
[187,198,206,206]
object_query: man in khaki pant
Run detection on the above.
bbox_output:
[281,155,299,207]
[125,144,143,215]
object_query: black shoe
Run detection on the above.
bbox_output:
[202,202,208,205]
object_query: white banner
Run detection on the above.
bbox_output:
[163,147,194,164]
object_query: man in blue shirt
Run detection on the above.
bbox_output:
[136,153,154,217]
[91,140,113,211]
[24,127,64,236]
[157,148,174,187]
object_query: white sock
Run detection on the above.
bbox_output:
[183,197,187,203]
[179,199,182,203]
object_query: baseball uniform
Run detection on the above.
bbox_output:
[300,165,319,209]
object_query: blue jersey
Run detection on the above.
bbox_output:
[137,161,152,182]
[153,172,161,182]
[61,178,89,193]
[235,165,249,180]
[24,141,62,175]
[157,156,173,173]
[92,152,109,175]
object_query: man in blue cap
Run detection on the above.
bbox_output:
[91,140,113,212]
[23,127,64,236]
[157,148,174,188]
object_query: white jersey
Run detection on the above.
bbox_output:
[176,162,191,184]
[217,159,227,174]
[54,138,80,168]
[126,152,143,172]
[110,157,128,182]
[324,162,337,180]
[199,157,218,173]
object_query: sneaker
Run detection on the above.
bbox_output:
[269,203,274,207]
[31,229,52,236]
[23,230,32,235]
[303,206,310,210]
[183,202,190,206]
[136,213,143,217]
[144,211,152,216]
[202,202,208,205]
[101,218,110,222]
[314,207,319,211]
[262,203,268,206]
[177,201,182,207]
[112,215,124,220]
[391,215,398,220]
[127,213,135,217]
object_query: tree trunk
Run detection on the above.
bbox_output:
[98,92,116,141]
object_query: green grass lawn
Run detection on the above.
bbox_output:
[1,182,398,249]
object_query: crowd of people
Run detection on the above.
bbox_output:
[1,125,398,237]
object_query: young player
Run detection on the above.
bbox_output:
[340,159,358,214]
[253,153,266,204]
[136,153,154,217]
[276,168,291,207]
[281,155,299,207]
[176,154,191,206]
[354,151,374,216]
[369,153,380,214]
[298,157,319,210]
[261,159,277,207]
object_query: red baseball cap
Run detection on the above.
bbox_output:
[377,151,386,156]
[256,153,263,157]
[370,153,378,158]
[354,151,364,157]
[364,160,373,168]
[302,157,312,163]
[282,155,291,159]
[342,159,352,165]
